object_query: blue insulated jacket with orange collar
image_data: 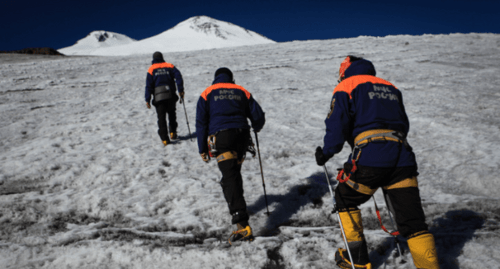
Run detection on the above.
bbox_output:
[145,59,184,104]
[323,60,416,167]
[196,74,265,154]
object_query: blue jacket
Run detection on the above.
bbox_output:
[323,59,416,167]
[145,59,184,104]
[196,74,265,154]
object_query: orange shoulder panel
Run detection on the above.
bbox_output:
[333,75,397,98]
[200,83,251,101]
[148,62,175,75]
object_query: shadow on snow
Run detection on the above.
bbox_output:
[249,170,485,268]
[369,210,485,269]
[248,171,336,235]
[430,210,485,269]
[177,131,196,141]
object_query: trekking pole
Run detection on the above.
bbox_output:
[254,131,270,216]
[180,96,192,141]
[383,191,404,259]
[322,165,356,269]
[373,194,405,266]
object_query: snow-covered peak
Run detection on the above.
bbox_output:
[89,31,136,43]
[59,31,136,55]
[188,16,231,37]
[174,15,271,41]
[58,16,275,56]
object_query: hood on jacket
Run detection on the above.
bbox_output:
[212,67,234,84]
[151,58,165,65]
[212,73,234,84]
[344,59,376,79]
[339,56,376,81]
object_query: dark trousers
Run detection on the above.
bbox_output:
[335,164,428,238]
[154,99,177,142]
[216,129,251,224]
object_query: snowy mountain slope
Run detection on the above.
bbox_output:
[58,16,276,56]
[1,33,500,268]
[59,30,136,55]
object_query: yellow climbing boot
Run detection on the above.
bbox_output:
[408,232,440,269]
[228,223,254,245]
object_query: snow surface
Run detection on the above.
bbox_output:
[1,33,500,269]
[58,16,276,56]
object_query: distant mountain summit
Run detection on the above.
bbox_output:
[184,16,271,41]
[59,31,136,55]
[59,16,275,56]
[89,31,137,44]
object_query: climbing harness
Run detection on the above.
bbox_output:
[335,129,410,235]
[336,129,406,184]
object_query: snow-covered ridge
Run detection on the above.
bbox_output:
[59,16,275,56]
[89,31,136,44]
[58,31,136,55]
[186,16,270,41]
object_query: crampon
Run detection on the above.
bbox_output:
[335,248,372,269]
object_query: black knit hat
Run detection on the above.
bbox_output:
[214,67,233,81]
[152,51,164,60]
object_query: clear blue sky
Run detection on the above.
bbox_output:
[1,0,499,51]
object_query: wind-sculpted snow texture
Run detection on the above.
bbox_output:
[1,33,500,268]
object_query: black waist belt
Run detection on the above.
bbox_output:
[154,85,172,101]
